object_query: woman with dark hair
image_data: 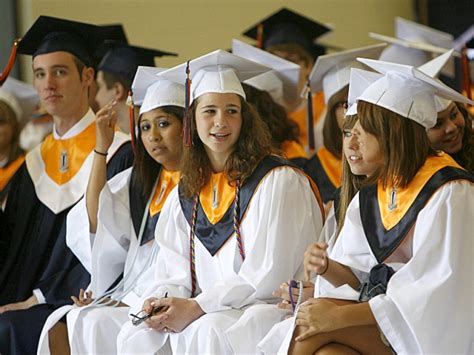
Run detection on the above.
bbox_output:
[242,83,306,166]
[427,99,474,173]
[38,68,186,355]
[117,50,324,355]
[285,61,474,354]
[304,44,386,205]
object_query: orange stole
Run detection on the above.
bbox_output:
[378,153,462,231]
[199,172,236,225]
[41,122,96,185]
[149,170,180,217]
[0,155,25,191]
[280,140,307,160]
[316,147,342,188]
[289,92,325,151]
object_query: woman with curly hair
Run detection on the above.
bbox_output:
[117,50,325,354]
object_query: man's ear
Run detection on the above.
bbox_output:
[82,67,95,87]
[114,81,128,101]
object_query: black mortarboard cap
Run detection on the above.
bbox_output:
[97,41,177,84]
[17,16,126,66]
[242,7,332,59]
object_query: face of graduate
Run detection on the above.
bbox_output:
[140,108,183,171]
[427,102,465,154]
[33,51,92,119]
[95,71,116,110]
[343,120,384,177]
[195,92,242,172]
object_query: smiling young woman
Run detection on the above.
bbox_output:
[116,50,325,355]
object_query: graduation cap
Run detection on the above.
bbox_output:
[131,66,185,116]
[0,77,40,122]
[16,16,127,67]
[232,39,300,106]
[242,7,332,59]
[97,41,177,85]
[158,49,271,145]
[370,17,455,77]
[306,43,386,104]
[158,49,271,103]
[346,58,473,129]
[417,50,456,112]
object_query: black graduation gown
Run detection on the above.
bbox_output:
[0,142,133,355]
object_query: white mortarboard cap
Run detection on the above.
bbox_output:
[243,71,285,106]
[131,66,185,116]
[131,66,165,106]
[395,17,453,50]
[417,50,454,112]
[231,39,299,105]
[346,59,473,128]
[307,43,386,103]
[1,77,39,122]
[158,49,271,103]
[370,17,455,77]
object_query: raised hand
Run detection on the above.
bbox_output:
[95,99,117,155]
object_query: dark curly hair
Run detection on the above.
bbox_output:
[242,83,300,152]
[180,94,273,198]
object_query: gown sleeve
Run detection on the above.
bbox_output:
[368,181,474,354]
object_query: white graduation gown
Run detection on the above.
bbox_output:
[38,168,157,355]
[259,179,474,354]
[117,167,324,355]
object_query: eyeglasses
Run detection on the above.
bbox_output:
[130,292,168,326]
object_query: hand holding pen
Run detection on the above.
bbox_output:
[131,292,168,326]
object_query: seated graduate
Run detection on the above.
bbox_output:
[427,97,473,173]
[37,67,185,355]
[303,44,386,205]
[0,16,133,355]
[242,7,333,152]
[270,114,365,314]
[232,39,307,166]
[116,49,325,354]
[269,49,468,327]
[0,80,39,203]
[283,60,474,354]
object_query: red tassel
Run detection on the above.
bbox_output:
[461,46,472,103]
[0,39,20,86]
[126,90,136,153]
[183,60,193,147]
[306,78,315,151]
[257,24,264,49]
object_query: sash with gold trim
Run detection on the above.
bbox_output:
[26,124,130,214]
[179,155,322,256]
[129,167,180,245]
[304,147,342,203]
[360,159,473,263]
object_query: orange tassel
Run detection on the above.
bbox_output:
[126,90,136,153]
[0,39,20,86]
[183,60,193,147]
